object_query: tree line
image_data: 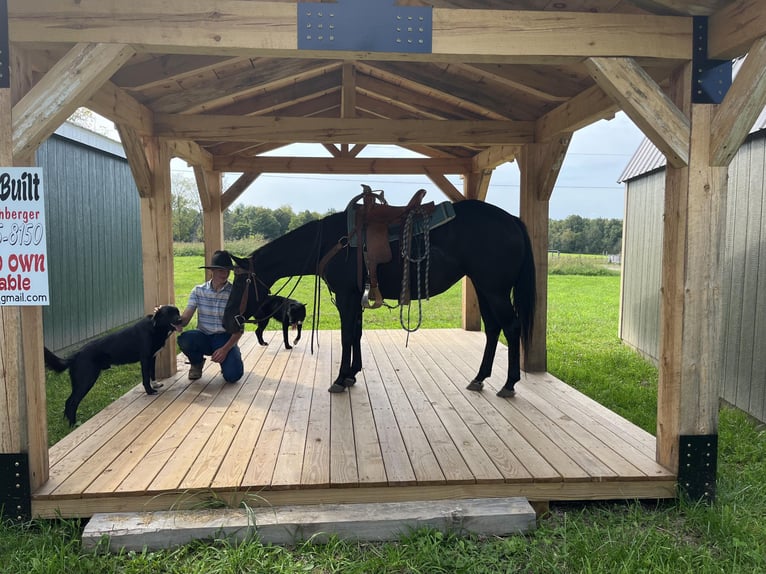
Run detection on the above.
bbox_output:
[173,188,622,255]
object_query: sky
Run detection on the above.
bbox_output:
[203,111,645,221]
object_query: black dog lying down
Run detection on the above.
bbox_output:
[44,305,183,426]
[254,295,306,349]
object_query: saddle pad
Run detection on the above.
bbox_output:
[347,200,456,247]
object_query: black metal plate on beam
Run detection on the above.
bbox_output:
[298,0,432,54]
[692,16,731,104]
[0,0,9,89]
[0,453,31,522]
[677,434,717,503]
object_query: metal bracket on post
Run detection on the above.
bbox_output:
[691,16,731,104]
[0,453,32,522]
[677,434,717,503]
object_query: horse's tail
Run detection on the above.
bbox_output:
[513,218,537,356]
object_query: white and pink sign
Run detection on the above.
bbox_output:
[0,167,49,306]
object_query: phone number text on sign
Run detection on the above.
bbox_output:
[0,221,45,246]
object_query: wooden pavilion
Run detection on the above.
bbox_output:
[1,0,765,520]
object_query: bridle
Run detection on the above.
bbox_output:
[232,258,262,329]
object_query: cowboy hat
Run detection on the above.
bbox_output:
[199,250,234,270]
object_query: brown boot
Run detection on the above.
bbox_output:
[188,360,205,380]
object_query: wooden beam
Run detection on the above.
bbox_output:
[155,114,534,146]
[88,82,154,135]
[194,169,224,256]
[710,36,766,166]
[585,57,690,168]
[116,124,153,198]
[165,139,214,171]
[212,155,473,174]
[463,170,492,202]
[341,62,356,119]
[221,172,260,211]
[524,136,571,202]
[709,0,766,60]
[536,85,618,143]
[8,3,692,62]
[11,43,135,161]
[425,172,464,203]
[471,145,520,171]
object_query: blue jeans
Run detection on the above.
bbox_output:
[177,330,243,383]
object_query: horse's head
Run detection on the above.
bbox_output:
[222,253,269,333]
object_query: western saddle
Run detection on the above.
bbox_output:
[349,185,435,309]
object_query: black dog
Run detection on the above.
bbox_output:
[254,295,306,349]
[43,305,183,426]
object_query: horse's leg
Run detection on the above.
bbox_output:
[329,295,362,393]
[466,290,500,393]
[468,288,522,398]
[496,316,522,397]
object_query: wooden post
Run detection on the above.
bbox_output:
[141,138,176,379]
[0,14,48,503]
[193,166,224,276]
[461,170,492,331]
[518,136,570,372]
[657,63,725,501]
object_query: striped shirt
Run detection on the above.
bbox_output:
[186,280,232,335]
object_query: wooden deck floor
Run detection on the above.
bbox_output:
[33,329,675,519]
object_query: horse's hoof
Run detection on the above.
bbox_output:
[344,377,357,387]
[466,380,484,392]
[328,383,347,393]
[496,387,516,398]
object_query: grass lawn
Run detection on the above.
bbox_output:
[16,255,766,573]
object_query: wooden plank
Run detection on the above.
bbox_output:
[454,331,661,460]
[241,343,300,487]
[346,345,388,487]
[426,330,593,480]
[375,331,504,484]
[271,341,319,488]
[363,331,440,485]
[38,379,183,497]
[50,374,215,497]
[82,497,537,551]
[141,373,241,492]
[381,329,531,482]
[329,372,360,487]
[408,330,560,482]
[207,332,281,489]
[85,377,215,495]
[299,330,333,488]
[167,337,271,491]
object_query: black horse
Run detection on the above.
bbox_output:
[223,197,536,397]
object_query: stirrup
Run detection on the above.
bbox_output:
[361,284,383,309]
